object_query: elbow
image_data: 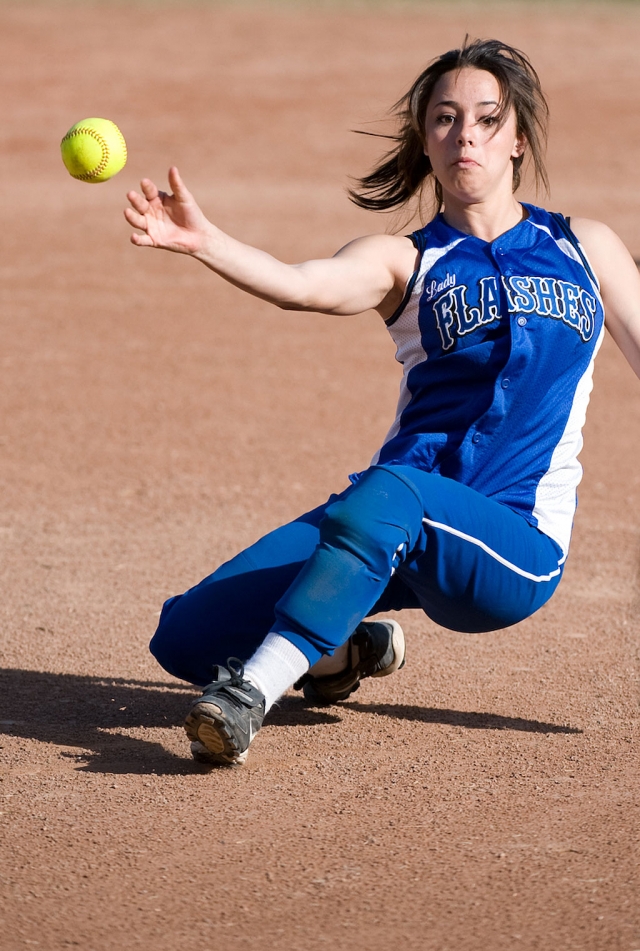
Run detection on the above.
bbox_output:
[276,298,313,312]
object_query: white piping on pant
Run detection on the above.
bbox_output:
[389,541,406,577]
[421,517,566,583]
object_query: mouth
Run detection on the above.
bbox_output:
[453,157,479,168]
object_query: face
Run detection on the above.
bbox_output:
[424,68,525,205]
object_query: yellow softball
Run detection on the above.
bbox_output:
[60,117,127,183]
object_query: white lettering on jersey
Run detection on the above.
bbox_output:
[424,272,456,301]
[433,274,597,350]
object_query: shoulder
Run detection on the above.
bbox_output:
[568,219,640,323]
[567,218,638,287]
[334,232,420,281]
[337,232,417,256]
[525,208,617,248]
[569,217,629,259]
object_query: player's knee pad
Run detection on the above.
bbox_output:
[319,465,424,574]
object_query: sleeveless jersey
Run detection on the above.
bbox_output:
[369,204,605,554]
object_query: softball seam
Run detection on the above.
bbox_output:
[61,125,127,181]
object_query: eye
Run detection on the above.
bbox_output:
[435,114,455,125]
[480,115,499,127]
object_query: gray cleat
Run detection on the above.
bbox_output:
[296,619,405,705]
[184,658,265,766]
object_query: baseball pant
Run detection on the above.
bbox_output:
[150,464,565,685]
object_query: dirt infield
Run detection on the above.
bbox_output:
[1,2,639,949]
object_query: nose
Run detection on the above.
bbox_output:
[456,117,475,147]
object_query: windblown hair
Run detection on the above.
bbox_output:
[348,38,549,218]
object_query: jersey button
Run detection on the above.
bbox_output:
[472,433,482,444]
[517,316,527,327]
[501,378,510,389]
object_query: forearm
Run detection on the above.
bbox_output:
[192,223,319,311]
[191,224,400,316]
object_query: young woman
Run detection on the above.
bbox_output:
[125,39,640,766]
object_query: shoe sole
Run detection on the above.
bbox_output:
[184,703,248,766]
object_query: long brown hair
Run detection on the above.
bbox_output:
[348,38,549,219]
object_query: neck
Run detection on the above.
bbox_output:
[440,192,525,242]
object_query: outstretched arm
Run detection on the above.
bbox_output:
[573,218,640,378]
[124,167,417,318]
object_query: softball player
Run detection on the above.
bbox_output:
[124,39,640,765]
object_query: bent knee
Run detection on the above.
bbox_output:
[320,466,424,557]
[149,595,199,683]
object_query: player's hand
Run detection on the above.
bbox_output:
[124,167,210,255]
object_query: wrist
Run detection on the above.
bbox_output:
[191,221,226,264]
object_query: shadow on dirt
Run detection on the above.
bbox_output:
[0,669,581,776]
[0,668,338,776]
[343,700,582,734]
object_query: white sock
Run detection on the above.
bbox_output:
[243,633,310,713]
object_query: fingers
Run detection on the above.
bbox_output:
[125,170,193,251]
[127,172,187,214]
[168,166,191,202]
[124,206,148,231]
[124,188,153,245]
[130,232,154,247]
[140,177,160,202]
[130,175,162,199]
[126,188,151,216]
[125,180,162,243]
[126,178,162,213]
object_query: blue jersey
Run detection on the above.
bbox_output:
[369,204,605,554]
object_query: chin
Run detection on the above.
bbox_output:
[444,172,485,196]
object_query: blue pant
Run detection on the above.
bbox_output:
[150,465,565,686]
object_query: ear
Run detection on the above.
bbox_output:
[511,134,526,159]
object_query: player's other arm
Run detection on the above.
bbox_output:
[572,217,640,378]
[124,167,417,318]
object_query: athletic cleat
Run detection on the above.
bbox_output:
[297,619,405,705]
[184,658,265,766]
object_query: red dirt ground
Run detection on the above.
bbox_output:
[1,2,639,949]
